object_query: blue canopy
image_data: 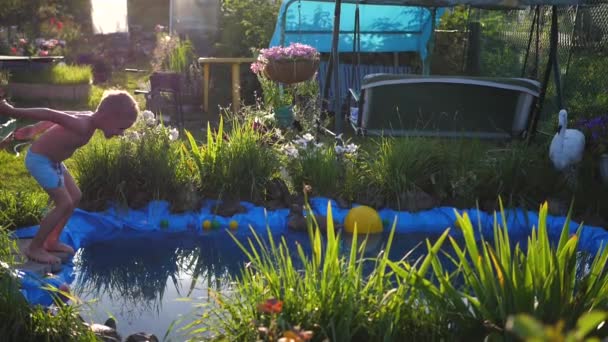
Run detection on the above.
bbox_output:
[269,1,445,60]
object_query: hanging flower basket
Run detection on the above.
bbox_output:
[263,58,319,85]
[251,43,320,85]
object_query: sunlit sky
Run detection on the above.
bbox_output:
[91,0,128,34]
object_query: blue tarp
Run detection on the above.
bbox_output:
[269,1,445,59]
[13,198,608,307]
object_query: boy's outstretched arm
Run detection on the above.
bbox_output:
[14,121,56,140]
[0,100,90,135]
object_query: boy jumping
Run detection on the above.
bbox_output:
[0,90,139,264]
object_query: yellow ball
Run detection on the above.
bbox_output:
[344,206,383,234]
[229,220,238,230]
[203,220,212,230]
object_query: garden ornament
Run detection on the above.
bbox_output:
[549,109,585,184]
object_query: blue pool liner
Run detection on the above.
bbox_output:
[12,197,608,307]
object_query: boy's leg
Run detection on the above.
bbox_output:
[43,166,79,254]
[26,187,73,264]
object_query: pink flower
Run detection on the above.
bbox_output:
[10,47,17,55]
[39,50,49,56]
[18,38,27,46]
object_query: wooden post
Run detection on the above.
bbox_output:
[231,63,241,113]
[203,63,210,112]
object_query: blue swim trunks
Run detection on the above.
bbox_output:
[25,150,65,189]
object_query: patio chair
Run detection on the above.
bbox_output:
[126,69,185,128]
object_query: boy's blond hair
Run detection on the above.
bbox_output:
[96,90,139,120]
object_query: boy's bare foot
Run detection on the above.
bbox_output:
[44,241,75,254]
[25,246,61,264]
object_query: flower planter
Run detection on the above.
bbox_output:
[8,82,91,101]
[263,58,319,85]
[600,154,608,185]
[274,105,294,128]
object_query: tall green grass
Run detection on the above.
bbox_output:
[0,190,47,229]
[184,116,280,202]
[72,120,194,212]
[10,64,92,85]
[287,144,342,197]
[365,137,443,207]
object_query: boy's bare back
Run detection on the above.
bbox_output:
[29,112,96,162]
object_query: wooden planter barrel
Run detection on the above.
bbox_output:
[263,58,319,84]
[8,82,91,101]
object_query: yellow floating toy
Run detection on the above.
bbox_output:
[202,220,212,231]
[229,220,238,230]
[344,206,383,234]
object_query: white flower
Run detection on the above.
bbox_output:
[142,110,155,121]
[294,133,315,148]
[302,133,314,142]
[126,131,140,141]
[344,143,359,154]
[314,142,324,149]
[282,143,299,158]
[335,143,359,155]
[169,127,179,141]
[142,110,156,126]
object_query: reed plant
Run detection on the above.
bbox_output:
[388,200,608,339]
[186,203,450,341]
[184,116,280,202]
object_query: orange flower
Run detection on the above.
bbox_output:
[257,298,283,314]
[280,329,313,342]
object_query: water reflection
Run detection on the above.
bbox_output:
[72,232,247,337]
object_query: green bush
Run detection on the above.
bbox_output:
[10,64,92,85]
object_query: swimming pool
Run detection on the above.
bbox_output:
[14,198,608,338]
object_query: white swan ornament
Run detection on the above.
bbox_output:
[549,109,585,171]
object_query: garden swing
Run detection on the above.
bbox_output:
[320,0,585,139]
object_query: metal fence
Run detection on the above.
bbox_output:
[439,2,608,118]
